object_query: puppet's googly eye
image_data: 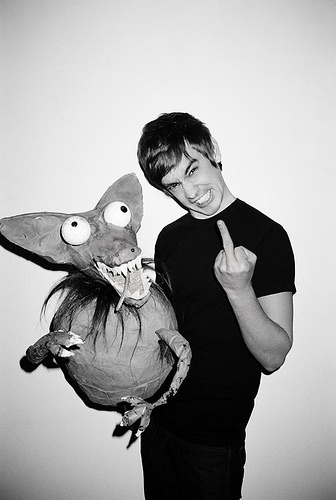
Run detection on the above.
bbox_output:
[61,216,91,245]
[104,202,131,227]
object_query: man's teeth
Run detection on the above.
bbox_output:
[196,190,211,205]
[95,255,143,277]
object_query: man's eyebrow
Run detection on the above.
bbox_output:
[161,158,197,188]
[161,178,178,188]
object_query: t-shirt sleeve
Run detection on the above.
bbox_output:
[252,223,296,298]
[154,231,166,278]
[154,230,173,300]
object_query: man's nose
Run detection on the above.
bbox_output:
[182,181,198,199]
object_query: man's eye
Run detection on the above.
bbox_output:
[189,166,198,176]
[167,184,178,192]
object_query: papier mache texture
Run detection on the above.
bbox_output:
[0,173,191,436]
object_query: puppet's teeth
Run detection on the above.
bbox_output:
[112,264,123,276]
[97,262,107,274]
[130,258,138,271]
[120,264,128,276]
[96,258,144,279]
[135,256,142,269]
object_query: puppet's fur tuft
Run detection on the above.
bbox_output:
[42,260,173,360]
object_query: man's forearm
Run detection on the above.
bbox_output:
[227,286,293,372]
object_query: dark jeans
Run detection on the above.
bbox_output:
[140,418,246,500]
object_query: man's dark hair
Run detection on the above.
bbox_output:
[137,112,221,191]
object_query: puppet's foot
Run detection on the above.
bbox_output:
[120,396,154,436]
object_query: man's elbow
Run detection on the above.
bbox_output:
[262,342,293,373]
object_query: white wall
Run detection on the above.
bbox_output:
[1,1,335,499]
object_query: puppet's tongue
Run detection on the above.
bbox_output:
[95,260,151,307]
[112,268,148,298]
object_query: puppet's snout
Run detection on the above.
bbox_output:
[112,243,141,267]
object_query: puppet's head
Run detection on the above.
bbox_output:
[0,173,152,310]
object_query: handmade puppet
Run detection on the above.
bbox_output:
[0,173,191,435]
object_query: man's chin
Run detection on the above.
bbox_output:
[190,204,220,219]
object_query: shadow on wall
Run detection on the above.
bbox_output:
[19,352,141,447]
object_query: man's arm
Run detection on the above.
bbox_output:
[214,220,293,372]
[226,288,293,372]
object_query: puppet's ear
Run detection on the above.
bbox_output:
[95,173,143,232]
[0,212,73,264]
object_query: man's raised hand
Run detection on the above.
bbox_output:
[213,220,257,297]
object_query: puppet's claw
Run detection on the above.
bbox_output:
[154,329,191,401]
[26,331,84,364]
[48,332,84,358]
[120,397,154,436]
[119,331,191,436]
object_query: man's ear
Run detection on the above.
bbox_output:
[211,138,222,163]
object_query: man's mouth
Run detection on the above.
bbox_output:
[195,189,211,206]
[94,255,151,309]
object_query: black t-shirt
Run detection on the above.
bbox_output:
[154,199,296,446]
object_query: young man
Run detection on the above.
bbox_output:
[137,112,295,500]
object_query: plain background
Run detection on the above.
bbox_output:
[1,1,335,499]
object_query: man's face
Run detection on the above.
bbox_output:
[161,144,226,219]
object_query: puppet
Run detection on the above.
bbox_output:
[0,173,191,435]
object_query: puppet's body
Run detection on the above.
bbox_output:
[0,174,191,434]
[52,294,176,406]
